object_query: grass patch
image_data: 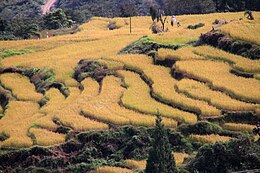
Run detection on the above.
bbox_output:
[0,49,33,58]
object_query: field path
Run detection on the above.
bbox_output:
[42,0,56,15]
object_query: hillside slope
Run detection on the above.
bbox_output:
[0,12,259,172]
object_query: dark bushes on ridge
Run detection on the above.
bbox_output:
[187,138,260,173]
[197,30,260,60]
[74,60,113,83]
[119,36,180,55]
[187,23,205,30]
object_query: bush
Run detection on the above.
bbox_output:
[0,49,33,58]
[44,9,73,30]
[178,121,222,136]
[187,23,205,29]
[151,22,163,34]
[197,30,260,60]
[108,21,119,30]
[73,60,113,83]
[187,138,260,173]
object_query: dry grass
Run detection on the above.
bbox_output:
[82,76,177,128]
[173,152,190,166]
[190,134,232,144]
[0,73,43,102]
[176,79,257,111]
[175,60,260,103]
[193,46,260,74]
[37,78,109,131]
[108,54,221,117]
[221,18,260,44]
[92,166,133,173]
[0,101,41,148]
[29,128,65,146]
[158,47,203,61]
[125,160,146,171]
[223,123,256,132]
[118,70,197,124]
[1,12,260,148]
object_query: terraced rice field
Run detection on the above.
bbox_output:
[0,12,259,149]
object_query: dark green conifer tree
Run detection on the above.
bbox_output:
[145,112,178,173]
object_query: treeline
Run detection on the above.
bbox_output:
[0,0,259,40]
[0,0,75,40]
[0,0,42,40]
[56,0,260,18]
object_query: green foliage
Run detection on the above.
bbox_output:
[120,1,138,17]
[165,0,216,15]
[198,31,260,60]
[187,138,260,173]
[178,121,243,139]
[187,23,205,30]
[74,60,114,83]
[0,0,42,21]
[0,133,8,142]
[64,9,86,24]
[209,112,260,125]
[145,113,178,173]
[23,68,56,94]
[0,49,33,58]
[119,36,179,55]
[178,121,222,136]
[44,9,74,30]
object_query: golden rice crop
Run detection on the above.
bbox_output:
[37,78,109,131]
[176,79,257,111]
[125,160,146,171]
[1,36,139,84]
[40,88,66,114]
[254,74,260,80]
[0,101,41,148]
[0,73,43,102]
[173,152,190,166]
[223,123,256,132]
[1,12,260,148]
[190,134,232,144]
[108,54,221,117]
[221,19,260,44]
[118,70,197,124]
[151,12,260,45]
[82,76,177,128]
[175,60,260,103]
[97,58,125,71]
[157,47,203,62]
[193,46,260,73]
[29,128,65,146]
[0,105,3,114]
[92,166,133,173]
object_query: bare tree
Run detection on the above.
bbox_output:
[157,8,167,31]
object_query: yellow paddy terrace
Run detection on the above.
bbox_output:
[0,12,259,148]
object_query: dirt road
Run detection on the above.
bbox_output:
[42,0,56,15]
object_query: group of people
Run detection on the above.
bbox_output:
[171,15,181,27]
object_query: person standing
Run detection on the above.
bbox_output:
[171,15,176,27]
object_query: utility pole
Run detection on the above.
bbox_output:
[130,16,132,33]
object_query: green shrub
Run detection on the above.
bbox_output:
[187,23,205,29]
[0,133,8,141]
[0,49,33,58]
[187,138,260,173]
[178,121,222,136]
